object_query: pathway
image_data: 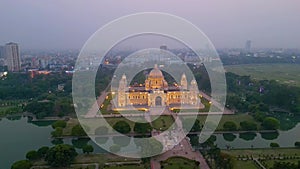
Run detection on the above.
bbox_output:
[151,109,210,169]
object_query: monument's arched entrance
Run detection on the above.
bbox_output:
[155,96,162,106]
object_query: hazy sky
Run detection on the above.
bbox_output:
[0,0,299,49]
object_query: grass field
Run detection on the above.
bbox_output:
[189,113,260,131]
[264,159,299,169]
[32,154,144,169]
[225,64,300,87]
[222,148,300,169]
[222,148,300,157]
[231,160,257,169]
[80,117,138,134]
[103,165,146,169]
[160,156,199,169]
[151,115,175,131]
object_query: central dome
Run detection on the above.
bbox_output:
[149,64,163,78]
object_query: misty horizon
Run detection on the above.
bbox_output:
[0,0,300,50]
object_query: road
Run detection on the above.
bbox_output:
[199,91,233,114]
[151,109,210,169]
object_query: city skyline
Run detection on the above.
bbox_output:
[0,0,300,50]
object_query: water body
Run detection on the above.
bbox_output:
[214,123,300,149]
[0,117,53,169]
[1,116,300,168]
[0,117,106,169]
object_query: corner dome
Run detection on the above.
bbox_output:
[149,64,163,78]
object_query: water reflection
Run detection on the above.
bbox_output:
[223,133,236,142]
[239,132,257,141]
[260,131,279,140]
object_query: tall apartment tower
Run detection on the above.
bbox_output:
[5,42,21,72]
[0,46,4,58]
[245,40,252,52]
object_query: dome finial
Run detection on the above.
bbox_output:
[149,64,163,78]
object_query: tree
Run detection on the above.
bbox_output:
[240,121,257,131]
[218,152,234,169]
[71,138,90,149]
[71,124,86,136]
[262,117,280,130]
[11,160,32,169]
[37,146,49,157]
[191,119,202,132]
[188,135,199,147]
[45,144,77,167]
[26,150,40,161]
[51,127,63,137]
[133,122,152,134]
[113,121,131,134]
[253,111,266,122]
[270,142,280,148]
[223,121,237,131]
[51,120,67,129]
[82,144,94,154]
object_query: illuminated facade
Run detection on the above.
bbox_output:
[117,64,201,109]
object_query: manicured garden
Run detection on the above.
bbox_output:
[222,148,300,169]
[160,156,199,169]
[151,115,175,131]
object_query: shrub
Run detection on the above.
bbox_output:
[11,160,32,169]
[26,150,40,160]
[240,121,257,131]
[262,117,280,130]
[71,124,86,136]
[270,142,280,148]
[223,121,237,131]
[51,120,67,129]
[113,121,131,134]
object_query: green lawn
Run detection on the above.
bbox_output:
[103,165,146,169]
[263,159,300,169]
[99,93,116,115]
[225,64,300,87]
[161,156,199,169]
[191,113,261,131]
[63,118,80,136]
[232,160,258,169]
[222,148,300,157]
[223,148,300,169]
[172,97,220,113]
[32,154,144,169]
[80,117,139,134]
[151,115,175,131]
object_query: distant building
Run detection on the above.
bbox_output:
[245,40,252,52]
[0,46,4,58]
[4,42,21,72]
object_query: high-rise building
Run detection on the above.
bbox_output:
[4,42,21,72]
[245,40,252,52]
[0,46,4,58]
